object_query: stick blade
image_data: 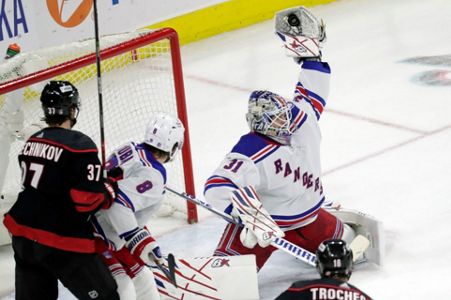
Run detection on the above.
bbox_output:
[167,253,177,288]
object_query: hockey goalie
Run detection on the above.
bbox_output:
[203,5,384,277]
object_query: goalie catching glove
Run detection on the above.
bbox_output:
[124,227,164,266]
[230,186,284,248]
[274,6,326,61]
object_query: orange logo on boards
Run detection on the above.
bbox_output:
[46,0,93,28]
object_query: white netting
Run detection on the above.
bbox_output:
[0,29,196,222]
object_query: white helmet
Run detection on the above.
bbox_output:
[144,113,185,162]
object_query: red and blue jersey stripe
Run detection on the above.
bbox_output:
[290,104,308,132]
[204,175,237,194]
[294,83,326,120]
[272,197,325,228]
[135,143,167,184]
[115,190,136,212]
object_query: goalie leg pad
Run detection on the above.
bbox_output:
[328,208,384,266]
[339,223,370,262]
[152,255,258,300]
[341,223,356,244]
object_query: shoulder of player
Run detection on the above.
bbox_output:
[289,277,345,290]
[29,128,98,153]
[231,132,281,162]
[289,278,326,289]
[132,143,167,182]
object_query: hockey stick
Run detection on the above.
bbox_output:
[165,186,317,267]
[166,253,177,288]
[147,253,178,288]
[92,0,107,175]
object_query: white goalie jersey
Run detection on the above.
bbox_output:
[204,61,331,231]
[93,142,167,249]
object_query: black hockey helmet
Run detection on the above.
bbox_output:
[40,80,80,118]
[316,239,353,280]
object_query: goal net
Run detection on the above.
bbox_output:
[0,28,198,243]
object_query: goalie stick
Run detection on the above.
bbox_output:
[165,186,317,267]
[166,187,371,266]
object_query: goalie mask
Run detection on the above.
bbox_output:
[40,81,80,127]
[246,90,293,144]
[144,113,185,162]
[316,239,353,280]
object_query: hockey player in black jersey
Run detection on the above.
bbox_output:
[276,239,372,300]
[3,81,119,300]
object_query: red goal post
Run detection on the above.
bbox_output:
[0,28,198,225]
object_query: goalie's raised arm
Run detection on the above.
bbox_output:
[274,7,332,122]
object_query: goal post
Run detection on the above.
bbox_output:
[0,28,198,229]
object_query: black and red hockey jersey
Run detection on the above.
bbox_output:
[3,127,109,253]
[276,277,372,300]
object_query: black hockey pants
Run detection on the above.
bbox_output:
[12,236,119,300]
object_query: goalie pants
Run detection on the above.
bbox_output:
[214,208,344,269]
[12,236,119,300]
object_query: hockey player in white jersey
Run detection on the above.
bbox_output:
[0,44,46,202]
[93,112,185,299]
[0,44,23,197]
[204,7,358,270]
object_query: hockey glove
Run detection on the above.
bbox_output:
[274,6,326,61]
[230,186,285,248]
[125,227,164,266]
[102,177,118,209]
